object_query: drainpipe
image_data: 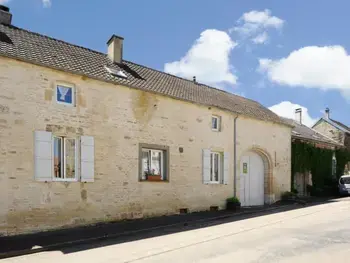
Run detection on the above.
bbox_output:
[233,115,239,197]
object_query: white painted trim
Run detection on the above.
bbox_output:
[210,152,221,183]
[211,115,220,131]
[52,136,79,182]
[55,82,76,107]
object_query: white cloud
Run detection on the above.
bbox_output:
[269,101,317,127]
[42,0,51,8]
[231,9,284,45]
[0,0,51,7]
[164,29,237,88]
[252,32,268,44]
[259,46,350,98]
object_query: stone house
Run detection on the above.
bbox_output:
[313,108,350,174]
[0,6,292,236]
[283,109,342,196]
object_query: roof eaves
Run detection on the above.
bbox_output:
[292,135,343,148]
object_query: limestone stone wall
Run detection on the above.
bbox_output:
[0,57,291,235]
[313,120,345,145]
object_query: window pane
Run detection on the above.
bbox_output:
[57,85,73,104]
[214,153,219,182]
[142,150,150,179]
[212,117,218,129]
[54,137,62,178]
[65,139,76,179]
[151,150,161,176]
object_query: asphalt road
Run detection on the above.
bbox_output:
[3,198,350,263]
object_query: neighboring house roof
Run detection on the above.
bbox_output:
[313,117,350,134]
[329,118,350,133]
[282,117,343,147]
[0,24,291,127]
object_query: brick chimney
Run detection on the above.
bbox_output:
[107,35,124,64]
[295,108,302,124]
[0,5,12,25]
[325,108,330,119]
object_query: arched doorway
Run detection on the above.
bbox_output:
[239,147,273,206]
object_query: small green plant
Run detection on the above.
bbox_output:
[226,196,241,211]
[226,197,240,204]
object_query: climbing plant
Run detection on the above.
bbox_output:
[335,148,350,178]
[291,141,334,190]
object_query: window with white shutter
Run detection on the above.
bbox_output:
[203,149,227,184]
[81,136,95,182]
[203,149,211,184]
[34,131,53,182]
[223,152,229,185]
[53,136,78,181]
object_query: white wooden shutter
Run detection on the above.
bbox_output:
[223,152,229,185]
[203,149,211,184]
[81,136,95,182]
[34,131,53,182]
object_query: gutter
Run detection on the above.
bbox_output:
[234,115,239,197]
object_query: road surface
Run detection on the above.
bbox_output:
[3,198,350,263]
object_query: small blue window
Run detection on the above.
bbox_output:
[56,85,74,105]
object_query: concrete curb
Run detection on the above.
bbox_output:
[0,205,293,259]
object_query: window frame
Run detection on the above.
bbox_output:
[55,82,76,107]
[209,151,222,183]
[139,143,169,182]
[52,136,79,182]
[211,115,220,131]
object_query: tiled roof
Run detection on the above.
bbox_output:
[0,23,291,126]
[329,118,350,133]
[282,118,342,146]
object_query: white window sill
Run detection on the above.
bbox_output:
[207,181,221,185]
[53,178,79,182]
[56,101,75,107]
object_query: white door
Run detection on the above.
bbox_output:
[240,152,264,206]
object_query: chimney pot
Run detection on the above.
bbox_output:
[107,35,124,64]
[295,108,302,124]
[0,5,12,25]
[325,108,330,119]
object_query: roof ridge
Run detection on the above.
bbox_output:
[3,24,106,56]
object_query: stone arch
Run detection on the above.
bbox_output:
[240,146,274,204]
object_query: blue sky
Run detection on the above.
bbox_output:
[3,0,350,126]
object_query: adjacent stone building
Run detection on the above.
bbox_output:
[313,108,350,174]
[0,6,292,236]
[313,108,350,150]
[283,109,343,196]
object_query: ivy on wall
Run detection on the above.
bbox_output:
[291,141,333,189]
[335,148,350,177]
[292,141,350,196]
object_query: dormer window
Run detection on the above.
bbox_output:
[105,66,127,79]
[56,83,75,106]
